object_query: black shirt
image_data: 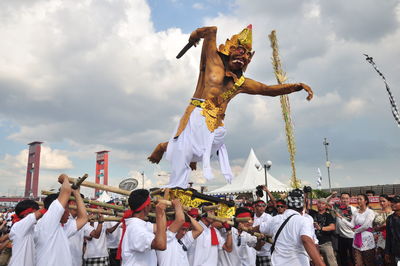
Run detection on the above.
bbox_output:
[385,213,400,257]
[309,209,336,245]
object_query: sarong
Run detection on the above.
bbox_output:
[165,106,233,188]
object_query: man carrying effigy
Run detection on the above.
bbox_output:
[148,25,313,188]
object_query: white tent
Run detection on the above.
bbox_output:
[97,191,111,203]
[208,149,290,195]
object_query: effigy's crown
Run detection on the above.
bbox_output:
[218,24,253,56]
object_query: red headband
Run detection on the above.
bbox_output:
[132,196,151,213]
[12,208,36,223]
[182,222,191,228]
[236,212,252,218]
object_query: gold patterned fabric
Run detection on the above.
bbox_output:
[189,76,246,132]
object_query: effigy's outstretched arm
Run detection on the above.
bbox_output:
[239,78,313,100]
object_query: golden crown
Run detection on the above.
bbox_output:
[218,24,253,56]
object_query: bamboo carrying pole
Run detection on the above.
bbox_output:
[207,214,251,226]
[36,201,123,216]
[68,177,131,196]
[41,190,126,211]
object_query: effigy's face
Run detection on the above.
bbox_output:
[228,45,253,71]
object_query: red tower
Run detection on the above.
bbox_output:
[24,141,43,198]
[95,150,109,197]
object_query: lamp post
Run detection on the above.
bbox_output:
[141,171,145,189]
[264,161,272,187]
[255,160,272,201]
[323,138,332,192]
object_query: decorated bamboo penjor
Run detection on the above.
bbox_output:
[269,30,301,189]
[147,25,313,188]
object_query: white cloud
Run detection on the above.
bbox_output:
[192,3,204,10]
[343,98,367,116]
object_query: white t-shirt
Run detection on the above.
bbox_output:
[156,229,195,266]
[260,209,314,266]
[336,205,357,238]
[121,217,156,266]
[67,217,93,266]
[253,212,272,257]
[84,222,109,258]
[187,220,225,266]
[106,221,122,249]
[218,227,257,266]
[34,199,75,266]
[9,213,37,266]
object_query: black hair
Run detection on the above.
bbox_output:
[358,194,370,205]
[128,189,149,212]
[379,194,390,201]
[365,190,375,195]
[234,207,253,227]
[15,200,39,216]
[235,207,253,217]
[44,193,59,209]
[341,192,351,197]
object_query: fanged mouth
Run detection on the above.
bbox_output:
[232,59,245,67]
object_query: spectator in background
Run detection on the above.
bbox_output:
[337,194,376,266]
[373,194,393,266]
[276,200,287,215]
[365,190,375,197]
[309,198,338,266]
[259,186,277,217]
[330,192,356,266]
[385,195,400,265]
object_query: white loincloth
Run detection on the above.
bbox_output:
[165,106,233,188]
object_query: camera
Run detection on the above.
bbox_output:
[303,186,312,194]
[255,185,264,197]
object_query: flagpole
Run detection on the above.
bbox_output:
[323,138,332,192]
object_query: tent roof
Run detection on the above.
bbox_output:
[208,148,290,195]
[97,191,111,203]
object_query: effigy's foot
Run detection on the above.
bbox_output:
[189,162,197,171]
[147,142,168,164]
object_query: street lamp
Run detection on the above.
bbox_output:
[255,160,272,197]
[141,171,145,189]
[323,138,332,192]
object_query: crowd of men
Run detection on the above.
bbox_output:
[0,177,400,266]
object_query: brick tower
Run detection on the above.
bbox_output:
[24,141,43,197]
[95,150,109,197]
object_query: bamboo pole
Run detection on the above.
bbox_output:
[68,177,131,196]
[41,190,127,211]
[36,201,123,216]
[207,214,250,226]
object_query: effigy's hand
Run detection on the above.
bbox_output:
[189,31,200,47]
[299,83,313,101]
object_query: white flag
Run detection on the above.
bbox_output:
[316,168,322,189]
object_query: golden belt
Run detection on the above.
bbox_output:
[190,98,224,132]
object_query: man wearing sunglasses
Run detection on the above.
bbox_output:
[275,200,287,215]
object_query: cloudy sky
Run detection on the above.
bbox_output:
[1,0,399,197]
